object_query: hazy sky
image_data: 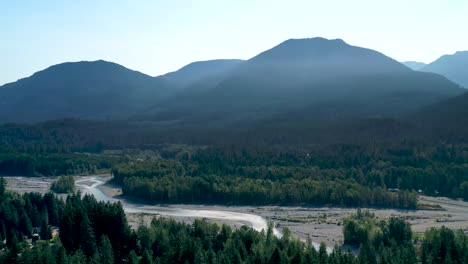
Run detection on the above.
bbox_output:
[1,0,467,85]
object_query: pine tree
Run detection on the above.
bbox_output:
[56,244,69,264]
[269,247,281,264]
[79,214,98,259]
[0,177,5,197]
[100,235,115,264]
[59,213,75,252]
[319,242,328,264]
[19,212,33,235]
[128,250,140,264]
[40,208,51,240]
[140,249,153,264]
[0,220,6,241]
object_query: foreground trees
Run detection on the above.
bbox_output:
[1,179,468,263]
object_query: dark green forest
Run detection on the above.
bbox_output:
[1,124,468,208]
[111,144,468,208]
[0,152,119,177]
[1,179,467,264]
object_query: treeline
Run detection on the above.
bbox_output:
[0,178,357,264]
[1,180,468,263]
[1,115,468,154]
[120,175,416,208]
[112,144,468,208]
[0,152,120,176]
[0,178,468,264]
[187,145,468,199]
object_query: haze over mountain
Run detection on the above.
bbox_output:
[0,38,465,126]
[145,38,464,125]
[0,60,173,123]
[421,51,468,88]
[159,59,244,89]
[402,61,427,70]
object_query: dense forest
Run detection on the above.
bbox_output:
[0,152,120,177]
[1,179,467,264]
[2,126,467,209]
[111,144,468,208]
[0,115,467,154]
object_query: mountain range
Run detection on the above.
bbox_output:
[0,37,466,131]
[143,38,464,126]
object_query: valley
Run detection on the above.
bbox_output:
[2,2,468,263]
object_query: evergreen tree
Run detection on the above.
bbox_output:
[40,208,52,240]
[0,177,5,197]
[128,250,140,264]
[56,244,69,264]
[100,235,115,264]
[319,242,328,263]
[79,213,98,259]
[140,249,153,264]
[0,220,6,241]
[269,247,281,264]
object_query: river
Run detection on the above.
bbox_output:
[75,177,283,237]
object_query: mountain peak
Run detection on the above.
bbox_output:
[282,37,347,44]
[42,59,126,71]
[246,36,409,78]
[27,60,151,82]
[275,37,349,52]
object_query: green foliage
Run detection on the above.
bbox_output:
[99,235,115,264]
[421,227,468,264]
[50,176,75,193]
[0,190,64,248]
[344,210,417,264]
[343,209,380,246]
[110,144,468,208]
[344,210,413,248]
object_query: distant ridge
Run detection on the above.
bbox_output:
[159,59,244,89]
[402,61,427,70]
[422,51,468,88]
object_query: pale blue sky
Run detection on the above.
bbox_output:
[1,0,467,85]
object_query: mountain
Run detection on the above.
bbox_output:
[159,59,244,89]
[0,60,173,123]
[422,51,468,88]
[145,38,464,125]
[402,61,426,70]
